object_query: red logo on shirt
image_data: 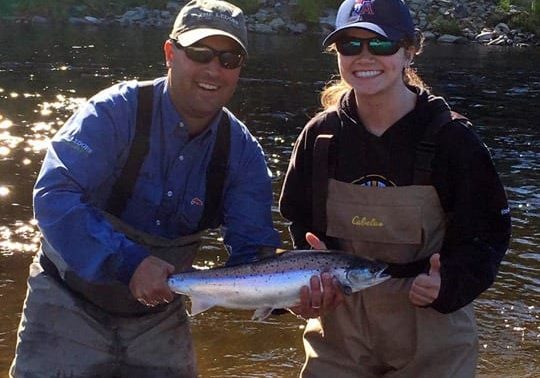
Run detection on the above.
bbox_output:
[190,197,204,206]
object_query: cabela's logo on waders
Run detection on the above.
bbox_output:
[352,216,384,227]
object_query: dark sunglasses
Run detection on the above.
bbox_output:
[171,40,245,69]
[335,37,402,56]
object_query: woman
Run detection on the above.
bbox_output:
[279,0,511,376]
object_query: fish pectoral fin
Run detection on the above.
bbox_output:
[188,298,215,317]
[251,307,274,321]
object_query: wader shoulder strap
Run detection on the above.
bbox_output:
[312,134,333,233]
[106,81,154,217]
[198,113,231,230]
[413,110,469,185]
[312,111,341,234]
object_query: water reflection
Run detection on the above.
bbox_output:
[0,23,539,376]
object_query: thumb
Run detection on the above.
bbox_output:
[306,232,327,250]
[428,253,441,276]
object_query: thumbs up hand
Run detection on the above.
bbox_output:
[409,253,442,307]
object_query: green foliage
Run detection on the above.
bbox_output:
[294,0,337,24]
[509,10,540,33]
[499,0,511,12]
[508,0,539,12]
[486,7,509,26]
[495,0,540,34]
[531,0,540,17]
[431,17,462,35]
[6,0,537,33]
[494,0,540,35]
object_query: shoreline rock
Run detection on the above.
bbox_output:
[1,0,537,47]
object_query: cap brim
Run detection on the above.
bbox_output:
[176,28,247,54]
[322,23,388,48]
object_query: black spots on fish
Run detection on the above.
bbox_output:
[255,261,283,275]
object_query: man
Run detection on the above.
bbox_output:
[10,1,281,376]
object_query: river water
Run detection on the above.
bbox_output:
[0,23,538,377]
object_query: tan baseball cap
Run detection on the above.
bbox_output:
[169,0,248,54]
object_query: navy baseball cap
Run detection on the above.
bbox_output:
[323,0,415,47]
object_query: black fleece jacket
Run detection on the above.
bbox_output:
[279,88,511,314]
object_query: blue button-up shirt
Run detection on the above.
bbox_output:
[34,77,281,284]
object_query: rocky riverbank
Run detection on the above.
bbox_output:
[2,0,538,47]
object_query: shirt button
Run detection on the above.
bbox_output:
[167,190,173,197]
[179,155,184,161]
[155,220,161,226]
[179,122,184,128]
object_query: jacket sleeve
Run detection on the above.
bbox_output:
[33,83,149,285]
[431,121,511,313]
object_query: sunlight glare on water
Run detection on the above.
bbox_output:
[0,186,9,197]
[39,94,86,117]
[0,220,40,257]
[0,117,12,129]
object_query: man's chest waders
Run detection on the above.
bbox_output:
[39,81,231,317]
[300,111,478,377]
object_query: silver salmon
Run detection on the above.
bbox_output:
[167,250,389,321]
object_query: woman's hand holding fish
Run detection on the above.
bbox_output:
[291,273,345,319]
[409,253,442,307]
[129,255,175,306]
[288,232,345,318]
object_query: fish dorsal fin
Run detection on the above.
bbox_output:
[188,298,216,317]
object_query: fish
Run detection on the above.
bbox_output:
[167,250,390,321]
